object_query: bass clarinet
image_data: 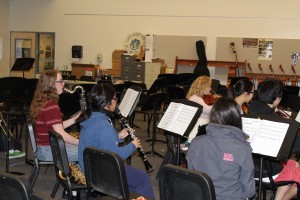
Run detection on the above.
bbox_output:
[64,85,87,112]
[114,108,154,172]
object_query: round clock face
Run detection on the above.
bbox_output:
[124,32,145,55]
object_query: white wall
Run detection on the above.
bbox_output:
[8,0,300,75]
[0,0,10,77]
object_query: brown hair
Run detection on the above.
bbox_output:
[186,76,211,99]
[30,70,59,120]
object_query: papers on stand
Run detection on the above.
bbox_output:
[242,117,289,157]
[158,102,198,136]
[118,88,140,118]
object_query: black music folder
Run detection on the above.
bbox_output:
[243,114,299,161]
[118,87,142,118]
[158,99,203,138]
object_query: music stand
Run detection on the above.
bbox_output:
[244,113,299,200]
[11,58,35,78]
[142,93,167,158]
[158,99,203,165]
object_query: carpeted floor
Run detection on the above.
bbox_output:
[0,112,168,200]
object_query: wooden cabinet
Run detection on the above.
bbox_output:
[71,63,95,80]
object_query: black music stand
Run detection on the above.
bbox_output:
[11,58,35,78]
[244,113,299,200]
[158,99,202,164]
[142,93,167,158]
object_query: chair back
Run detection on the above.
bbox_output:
[49,130,70,180]
[159,164,216,200]
[27,120,37,154]
[0,172,31,200]
[83,147,130,200]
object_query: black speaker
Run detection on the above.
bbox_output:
[72,45,83,58]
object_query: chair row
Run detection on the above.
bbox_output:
[25,120,217,200]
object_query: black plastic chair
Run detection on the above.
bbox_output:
[83,147,140,200]
[27,120,53,190]
[159,164,216,200]
[0,172,51,200]
[49,130,86,200]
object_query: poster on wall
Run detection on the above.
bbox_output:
[258,38,273,61]
[242,38,258,48]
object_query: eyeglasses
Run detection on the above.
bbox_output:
[112,97,118,102]
[55,79,64,84]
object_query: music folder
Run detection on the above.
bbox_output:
[118,87,142,118]
[243,113,299,161]
[157,99,203,138]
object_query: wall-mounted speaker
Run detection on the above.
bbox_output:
[72,45,83,58]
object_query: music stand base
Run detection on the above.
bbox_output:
[145,139,166,144]
[7,171,25,176]
[145,150,164,158]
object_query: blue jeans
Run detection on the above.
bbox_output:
[36,144,78,162]
[125,165,155,199]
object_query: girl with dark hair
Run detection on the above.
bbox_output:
[78,84,155,199]
[227,78,254,114]
[187,97,255,200]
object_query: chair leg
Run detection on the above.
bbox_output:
[28,163,40,189]
[51,179,60,198]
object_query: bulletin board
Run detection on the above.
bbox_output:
[153,35,206,69]
[216,37,300,75]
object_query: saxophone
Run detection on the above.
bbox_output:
[58,163,86,185]
[58,86,87,184]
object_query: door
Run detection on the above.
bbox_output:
[10,32,36,78]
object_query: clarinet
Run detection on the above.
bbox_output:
[114,108,154,172]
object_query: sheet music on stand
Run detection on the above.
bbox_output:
[158,99,203,138]
[118,87,142,118]
[243,113,299,161]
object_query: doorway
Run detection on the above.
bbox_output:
[10,32,55,78]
